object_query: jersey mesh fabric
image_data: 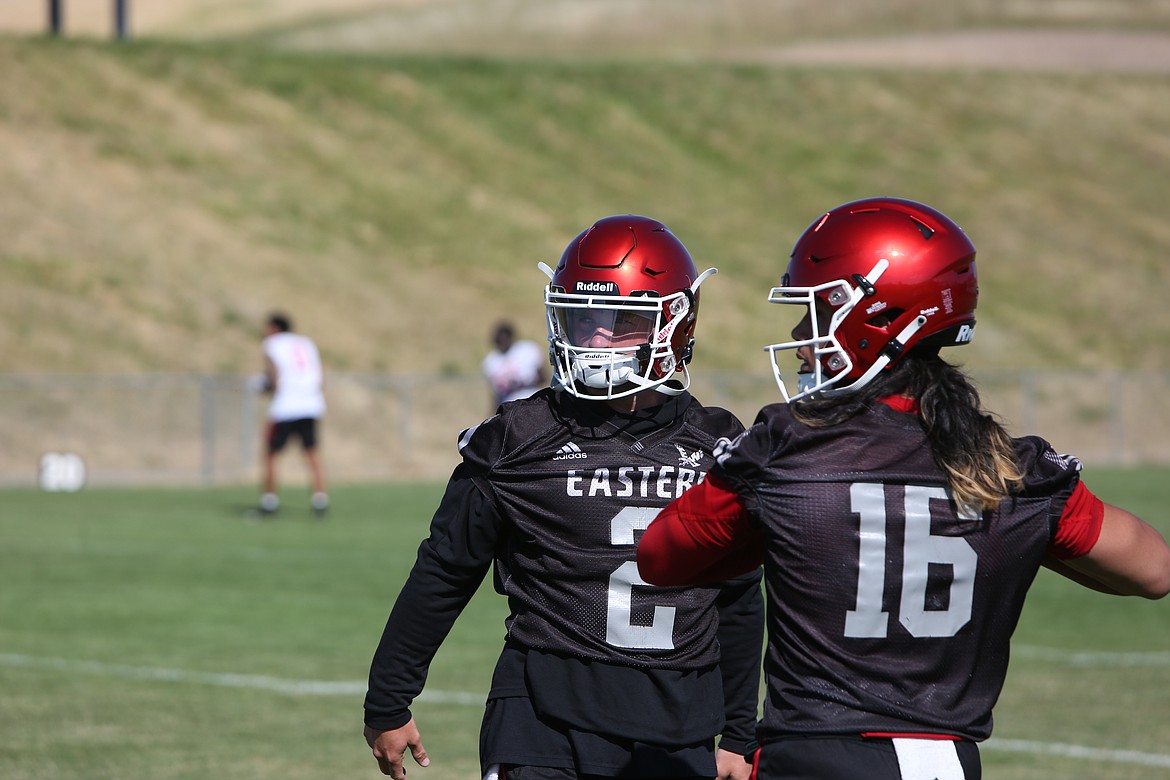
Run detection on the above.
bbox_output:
[713,401,1081,742]
[461,390,742,671]
[365,388,763,767]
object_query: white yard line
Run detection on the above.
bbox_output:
[4,651,1170,769]
[985,739,1170,769]
[1013,645,1170,667]
[0,652,483,704]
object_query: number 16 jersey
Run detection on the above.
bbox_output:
[712,400,1085,742]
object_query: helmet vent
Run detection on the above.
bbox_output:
[909,216,936,240]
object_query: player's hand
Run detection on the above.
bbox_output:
[364,721,430,779]
[715,747,752,780]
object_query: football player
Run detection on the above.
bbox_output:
[364,215,764,780]
[637,198,1170,780]
[482,320,549,411]
[257,312,328,518]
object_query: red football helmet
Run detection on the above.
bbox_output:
[766,197,978,401]
[542,215,716,400]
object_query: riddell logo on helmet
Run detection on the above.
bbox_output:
[575,281,619,294]
[956,324,975,343]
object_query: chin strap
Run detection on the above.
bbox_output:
[651,364,690,396]
[826,314,928,396]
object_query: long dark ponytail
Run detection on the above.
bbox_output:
[792,352,1023,512]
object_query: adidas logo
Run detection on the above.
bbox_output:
[552,442,588,460]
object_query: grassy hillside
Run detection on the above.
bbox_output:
[2,35,1170,378]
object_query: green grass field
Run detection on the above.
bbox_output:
[2,470,1169,779]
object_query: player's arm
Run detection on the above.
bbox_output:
[639,473,763,774]
[637,474,762,586]
[364,469,502,767]
[712,566,763,769]
[1042,482,1170,599]
[262,354,277,394]
[1054,504,1170,598]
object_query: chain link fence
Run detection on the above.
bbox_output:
[2,369,1168,489]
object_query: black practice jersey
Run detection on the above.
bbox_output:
[712,401,1083,742]
[365,388,763,753]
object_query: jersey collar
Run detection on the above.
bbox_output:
[879,395,920,414]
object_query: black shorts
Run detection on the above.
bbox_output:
[755,735,981,780]
[481,696,714,779]
[499,767,710,780]
[267,418,319,453]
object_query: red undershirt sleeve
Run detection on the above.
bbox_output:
[637,474,763,586]
[1048,480,1105,559]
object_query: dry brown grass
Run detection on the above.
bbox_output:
[4,2,1170,382]
[4,38,1170,380]
[7,0,1170,49]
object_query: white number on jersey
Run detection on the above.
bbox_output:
[605,506,677,649]
[844,483,978,639]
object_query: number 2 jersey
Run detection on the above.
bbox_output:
[364,387,764,756]
[692,399,1101,743]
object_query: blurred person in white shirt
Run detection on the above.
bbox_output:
[257,312,328,518]
[481,320,548,412]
